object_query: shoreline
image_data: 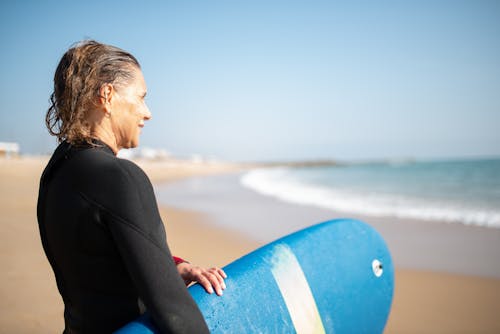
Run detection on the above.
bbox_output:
[154,171,500,333]
[155,172,500,278]
[1,157,500,333]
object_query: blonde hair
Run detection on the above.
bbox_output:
[46,40,140,144]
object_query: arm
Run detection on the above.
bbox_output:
[107,213,209,333]
[100,160,210,333]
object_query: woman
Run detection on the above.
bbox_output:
[37,40,226,333]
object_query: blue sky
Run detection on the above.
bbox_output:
[1,0,499,162]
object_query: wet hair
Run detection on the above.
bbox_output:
[46,40,140,144]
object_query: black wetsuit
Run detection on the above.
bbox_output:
[37,141,209,333]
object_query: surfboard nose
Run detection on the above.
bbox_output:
[190,218,394,334]
[115,219,394,334]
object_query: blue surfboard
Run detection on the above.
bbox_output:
[115,219,394,333]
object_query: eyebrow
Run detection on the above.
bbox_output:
[141,92,147,98]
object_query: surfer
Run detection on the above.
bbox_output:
[37,40,226,333]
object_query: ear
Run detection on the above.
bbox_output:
[98,83,115,114]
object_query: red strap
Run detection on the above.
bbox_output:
[172,256,187,265]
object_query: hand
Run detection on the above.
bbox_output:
[176,263,227,296]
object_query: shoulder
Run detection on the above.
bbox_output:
[115,157,150,183]
[76,148,149,182]
[71,147,154,200]
[72,149,161,223]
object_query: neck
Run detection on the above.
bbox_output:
[91,122,120,155]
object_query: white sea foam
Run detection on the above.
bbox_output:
[240,168,500,228]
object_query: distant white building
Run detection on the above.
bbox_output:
[117,147,171,160]
[0,142,20,158]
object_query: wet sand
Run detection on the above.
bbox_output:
[1,157,499,333]
[156,172,500,333]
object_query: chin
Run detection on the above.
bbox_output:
[120,140,139,150]
[130,139,140,149]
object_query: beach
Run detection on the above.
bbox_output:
[1,157,500,333]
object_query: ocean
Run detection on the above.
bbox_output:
[241,158,500,228]
[155,157,500,276]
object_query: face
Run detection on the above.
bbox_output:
[110,68,151,150]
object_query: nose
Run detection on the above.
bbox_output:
[143,104,152,120]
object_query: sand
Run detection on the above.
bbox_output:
[1,156,499,333]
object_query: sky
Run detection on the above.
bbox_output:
[0,0,499,162]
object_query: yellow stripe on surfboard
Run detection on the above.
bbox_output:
[270,244,327,334]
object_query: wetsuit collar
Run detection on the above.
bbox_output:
[89,139,115,156]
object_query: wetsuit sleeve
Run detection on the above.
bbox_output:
[92,160,209,333]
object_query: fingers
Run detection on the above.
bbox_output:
[182,265,227,296]
[196,274,216,295]
[217,267,227,279]
[202,267,226,296]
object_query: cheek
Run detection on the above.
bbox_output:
[138,102,148,116]
[132,102,143,117]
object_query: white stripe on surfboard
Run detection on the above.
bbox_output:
[270,244,327,334]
